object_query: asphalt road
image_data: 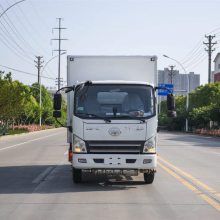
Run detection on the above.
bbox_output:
[0,128,219,220]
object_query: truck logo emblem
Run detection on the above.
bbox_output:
[108,127,121,136]
[136,126,144,131]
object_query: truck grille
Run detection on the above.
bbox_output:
[86,141,144,154]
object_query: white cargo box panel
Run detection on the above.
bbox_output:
[67,56,157,86]
[66,55,157,143]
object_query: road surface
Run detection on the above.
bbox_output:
[0,128,219,220]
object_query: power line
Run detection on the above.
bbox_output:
[28,0,51,32]
[180,38,203,63]
[0,64,55,80]
[180,26,220,65]
[4,0,50,57]
[188,56,207,70]
[43,68,56,78]
[0,34,34,66]
[16,3,51,56]
[0,18,34,61]
[3,1,43,55]
[0,3,37,56]
[215,32,220,36]
[185,53,206,69]
[207,26,220,35]
[182,47,204,64]
[2,1,55,78]
[187,55,207,69]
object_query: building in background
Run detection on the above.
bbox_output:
[214,72,220,82]
[158,68,200,96]
[213,53,220,82]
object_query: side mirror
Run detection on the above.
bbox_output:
[53,110,61,118]
[54,93,62,110]
[167,94,177,118]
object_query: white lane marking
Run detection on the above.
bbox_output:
[32,160,67,192]
[32,166,54,184]
[0,132,62,152]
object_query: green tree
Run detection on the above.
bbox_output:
[159,82,220,130]
[189,83,220,110]
[159,95,186,131]
[189,83,220,128]
[0,73,37,127]
[30,83,67,126]
[30,83,54,125]
[20,94,39,124]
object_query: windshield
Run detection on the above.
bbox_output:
[74,84,155,119]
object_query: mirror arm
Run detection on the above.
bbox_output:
[55,119,72,131]
[67,126,72,132]
[55,118,66,127]
[56,86,75,94]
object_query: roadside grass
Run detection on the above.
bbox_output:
[0,124,55,137]
[8,128,28,135]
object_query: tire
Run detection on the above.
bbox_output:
[72,168,82,184]
[144,172,154,184]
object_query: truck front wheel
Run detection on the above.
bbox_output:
[72,168,82,184]
[144,172,154,184]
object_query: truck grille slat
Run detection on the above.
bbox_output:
[86,141,144,154]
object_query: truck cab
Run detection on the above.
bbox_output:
[71,80,157,183]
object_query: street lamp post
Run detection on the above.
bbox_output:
[39,52,66,126]
[39,75,42,126]
[163,54,190,132]
[0,0,26,19]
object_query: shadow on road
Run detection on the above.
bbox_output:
[0,164,146,194]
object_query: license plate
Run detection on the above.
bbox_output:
[105,157,123,165]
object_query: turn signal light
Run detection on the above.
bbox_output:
[68,149,73,162]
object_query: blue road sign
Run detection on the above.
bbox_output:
[158,83,174,96]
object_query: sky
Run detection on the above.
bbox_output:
[1,0,220,88]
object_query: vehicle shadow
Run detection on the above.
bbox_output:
[0,164,147,194]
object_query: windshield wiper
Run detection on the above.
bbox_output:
[76,113,111,123]
[114,115,146,123]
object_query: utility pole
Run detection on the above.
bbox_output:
[203,35,217,83]
[34,56,43,84]
[52,18,67,90]
[55,77,64,87]
[34,56,43,127]
[168,65,175,84]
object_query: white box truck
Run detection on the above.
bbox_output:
[53,55,175,184]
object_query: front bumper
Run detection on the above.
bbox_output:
[72,153,157,170]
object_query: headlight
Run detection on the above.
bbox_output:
[73,136,87,153]
[143,136,156,153]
